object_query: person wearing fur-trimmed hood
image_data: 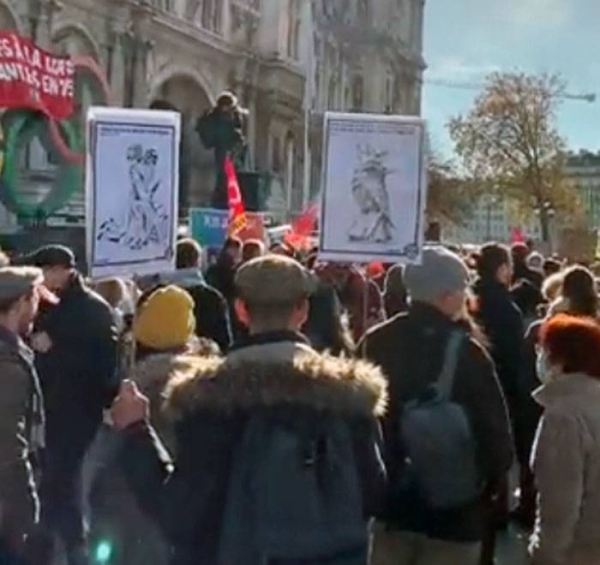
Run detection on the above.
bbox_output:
[111,255,388,565]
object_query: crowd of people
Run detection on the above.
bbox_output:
[1,235,600,565]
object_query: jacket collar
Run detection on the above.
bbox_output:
[231,330,309,352]
[533,372,600,408]
[159,268,205,289]
[58,272,85,300]
[0,325,35,366]
[408,301,456,333]
[163,339,387,420]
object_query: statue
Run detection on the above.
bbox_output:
[196,91,248,209]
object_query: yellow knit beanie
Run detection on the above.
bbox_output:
[134,285,196,351]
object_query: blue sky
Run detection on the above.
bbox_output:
[423,0,600,158]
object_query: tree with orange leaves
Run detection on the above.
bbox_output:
[449,72,583,242]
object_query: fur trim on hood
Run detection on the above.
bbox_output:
[164,342,387,421]
[131,353,211,410]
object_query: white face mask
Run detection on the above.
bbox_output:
[536,349,560,384]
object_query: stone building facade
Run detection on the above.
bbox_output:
[0,0,425,229]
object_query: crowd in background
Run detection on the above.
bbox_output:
[1,234,600,565]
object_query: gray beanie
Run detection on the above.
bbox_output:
[404,246,469,304]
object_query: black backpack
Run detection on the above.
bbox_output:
[218,414,369,565]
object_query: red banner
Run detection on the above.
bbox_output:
[285,202,318,250]
[0,32,75,119]
[224,156,247,236]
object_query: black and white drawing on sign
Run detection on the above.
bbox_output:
[348,144,396,244]
[98,144,169,251]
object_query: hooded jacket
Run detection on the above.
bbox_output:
[120,333,387,565]
[530,373,600,565]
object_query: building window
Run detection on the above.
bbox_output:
[272,137,282,173]
[285,133,295,211]
[200,0,223,33]
[287,0,301,60]
[385,72,394,113]
[357,0,370,22]
[327,76,337,109]
[351,74,364,111]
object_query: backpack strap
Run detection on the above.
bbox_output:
[436,330,466,399]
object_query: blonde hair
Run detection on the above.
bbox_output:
[94,278,127,308]
[542,272,564,303]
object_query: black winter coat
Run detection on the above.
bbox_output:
[119,333,388,565]
[473,279,525,415]
[35,274,118,446]
[360,303,513,542]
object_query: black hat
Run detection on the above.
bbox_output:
[22,245,76,269]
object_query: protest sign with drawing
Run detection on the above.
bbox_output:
[318,112,427,264]
[86,107,181,278]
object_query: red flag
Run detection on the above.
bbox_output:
[284,202,318,250]
[224,156,246,236]
[510,226,525,244]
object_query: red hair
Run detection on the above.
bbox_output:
[540,314,600,378]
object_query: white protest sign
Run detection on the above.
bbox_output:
[318,112,427,264]
[86,106,180,278]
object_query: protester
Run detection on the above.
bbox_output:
[543,258,562,278]
[111,255,387,565]
[303,277,354,355]
[160,238,231,352]
[91,285,218,565]
[383,263,408,318]
[93,278,128,332]
[512,243,543,289]
[547,266,598,318]
[26,245,118,565]
[473,243,524,418]
[317,263,384,343]
[0,267,55,565]
[530,315,600,565]
[241,238,265,263]
[361,246,512,565]
[542,272,565,307]
[205,236,242,305]
[516,266,599,528]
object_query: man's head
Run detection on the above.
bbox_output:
[0,267,58,336]
[511,242,529,267]
[404,246,470,320]
[221,237,242,266]
[216,91,237,114]
[241,239,265,263]
[24,245,76,292]
[234,255,317,334]
[176,238,202,270]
